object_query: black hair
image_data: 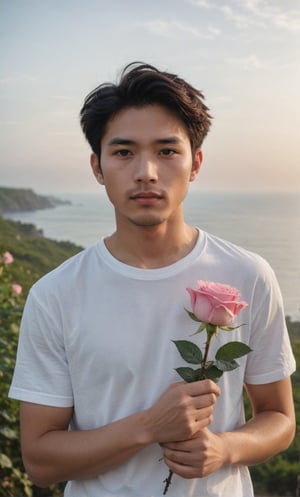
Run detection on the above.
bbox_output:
[80,62,212,159]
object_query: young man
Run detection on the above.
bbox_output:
[9,62,295,497]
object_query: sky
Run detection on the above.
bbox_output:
[0,0,299,194]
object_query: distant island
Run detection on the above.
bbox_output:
[0,186,71,214]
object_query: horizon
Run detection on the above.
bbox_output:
[1,183,300,198]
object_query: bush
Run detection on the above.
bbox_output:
[250,452,300,496]
[0,251,65,497]
[0,253,32,496]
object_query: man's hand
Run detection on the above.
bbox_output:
[161,427,227,479]
[145,380,220,444]
[19,379,220,486]
[161,378,296,479]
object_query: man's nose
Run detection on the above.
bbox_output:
[133,155,158,183]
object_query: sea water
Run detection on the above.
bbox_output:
[4,191,300,320]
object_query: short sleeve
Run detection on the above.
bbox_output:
[244,262,296,385]
[9,289,74,407]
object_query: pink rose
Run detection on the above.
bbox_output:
[2,251,14,264]
[12,283,22,295]
[187,280,248,326]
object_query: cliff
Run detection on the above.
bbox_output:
[0,215,82,294]
[0,186,71,214]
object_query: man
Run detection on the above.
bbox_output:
[9,62,295,497]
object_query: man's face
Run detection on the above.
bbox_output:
[91,104,202,229]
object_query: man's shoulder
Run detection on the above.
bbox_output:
[203,230,273,275]
[32,242,100,293]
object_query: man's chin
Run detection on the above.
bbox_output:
[128,215,164,228]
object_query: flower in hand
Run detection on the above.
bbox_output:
[163,280,250,494]
[187,280,248,326]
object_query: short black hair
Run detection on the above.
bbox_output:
[80,62,212,159]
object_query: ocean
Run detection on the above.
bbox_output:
[4,191,300,321]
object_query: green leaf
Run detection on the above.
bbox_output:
[203,365,224,382]
[219,324,246,331]
[0,409,17,422]
[172,340,203,364]
[215,341,252,361]
[0,452,12,468]
[0,426,17,439]
[191,322,207,336]
[215,358,239,372]
[184,308,201,322]
[175,367,201,382]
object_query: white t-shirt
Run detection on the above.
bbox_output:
[9,229,296,497]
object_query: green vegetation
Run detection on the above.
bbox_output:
[0,186,70,214]
[0,216,81,295]
[0,215,82,496]
[247,325,300,496]
[0,214,299,496]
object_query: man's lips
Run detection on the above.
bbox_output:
[130,191,163,204]
[130,192,163,199]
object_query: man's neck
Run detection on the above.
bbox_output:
[104,223,199,269]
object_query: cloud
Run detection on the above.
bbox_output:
[208,26,221,37]
[186,0,263,30]
[140,19,220,39]
[229,54,264,70]
[187,0,211,8]
[221,5,253,29]
[273,12,300,32]
[187,0,300,32]
[232,0,300,32]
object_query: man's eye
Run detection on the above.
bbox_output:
[115,149,132,157]
[160,149,176,156]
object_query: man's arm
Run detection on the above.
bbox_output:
[20,379,220,487]
[162,377,295,478]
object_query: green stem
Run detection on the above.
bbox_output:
[163,469,173,494]
[199,325,217,379]
[163,324,218,493]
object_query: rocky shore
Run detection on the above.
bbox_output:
[0,186,71,214]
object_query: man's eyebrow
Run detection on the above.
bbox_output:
[107,137,136,146]
[107,136,183,146]
[155,136,183,145]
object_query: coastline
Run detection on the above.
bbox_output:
[0,186,71,214]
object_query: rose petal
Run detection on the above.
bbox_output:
[2,251,14,264]
[208,305,235,326]
[197,280,241,302]
[12,283,22,295]
[187,281,248,326]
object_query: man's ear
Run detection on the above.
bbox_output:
[189,149,203,182]
[90,153,104,185]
